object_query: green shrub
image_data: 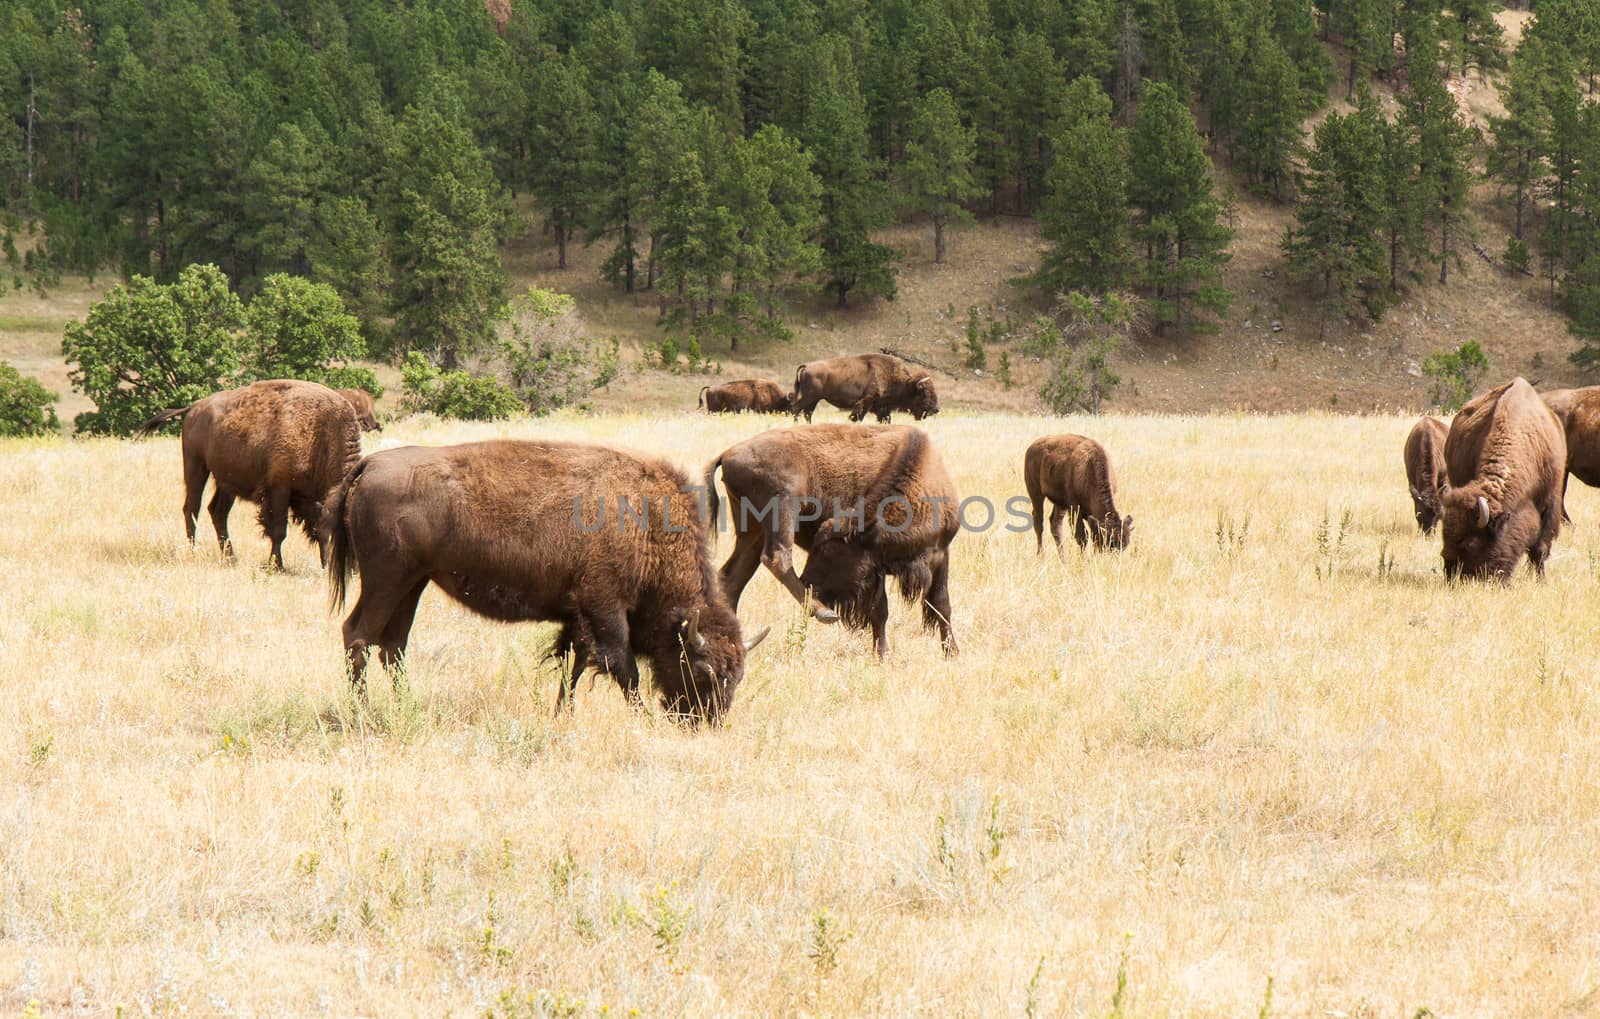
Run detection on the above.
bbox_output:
[1421,340,1489,412]
[319,365,384,398]
[400,352,521,421]
[501,287,619,414]
[0,361,60,437]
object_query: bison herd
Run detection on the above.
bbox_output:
[131,362,1595,726]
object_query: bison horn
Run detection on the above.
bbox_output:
[684,611,706,651]
[742,625,771,653]
[1477,496,1490,528]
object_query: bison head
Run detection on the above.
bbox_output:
[800,533,886,630]
[1438,487,1539,581]
[659,608,769,725]
[909,376,939,419]
[1092,512,1133,551]
[1409,484,1441,535]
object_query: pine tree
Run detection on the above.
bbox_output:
[1283,99,1389,322]
[901,88,980,264]
[1126,81,1233,332]
[1488,38,1554,240]
[1030,76,1129,295]
[575,11,646,292]
[803,43,897,307]
[1236,35,1303,198]
[1403,29,1477,285]
[716,124,822,346]
[523,51,597,270]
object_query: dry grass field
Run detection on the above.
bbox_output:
[4,409,1600,1016]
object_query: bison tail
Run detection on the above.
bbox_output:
[698,386,710,411]
[702,455,723,547]
[322,457,370,613]
[134,405,193,438]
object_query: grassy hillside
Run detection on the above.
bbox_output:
[3,411,1597,1014]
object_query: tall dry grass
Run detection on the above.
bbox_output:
[2,411,1598,1016]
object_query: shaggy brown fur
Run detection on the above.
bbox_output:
[137,379,361,571]
[789,354,939,423]
[337,389,381,432]
[1440,378,1566,580]
[1403,416,1449,534]
[1023,435,1132,552]
[706,423,959,657]
[1540,386,1600,521]
[698,379,791,414]
[322,440,767,723]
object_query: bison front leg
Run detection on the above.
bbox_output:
[208,490,237,560]
[761,524,838,623]
[586,609,643,709]
[1030,493,1046,554]
[924,551,958,657]
[867,580,891,658]
[261,487,291,571]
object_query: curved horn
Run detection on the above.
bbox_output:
[742,625,771,653]
[1477,496,1491,528]
[685,611,706,651]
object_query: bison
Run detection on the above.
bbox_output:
[706,424,958,657]
[1403,416,1449,534]
[789,353,939,423]
[137,379,361,571]
[322,439,768,723]
[1439,377,1566,580]
[698,379,791,414]
[337,388,381,432]
[1023,435,1132,552]
[1541,386,1600,519]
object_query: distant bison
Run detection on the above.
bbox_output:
[1403,416,1449,534]
[707,424,958,657]
[337,388,381,432]
[137,379,361,570]
[698,379,790,414]
[322,440,768,723]
[1440,377,1565,580]
[789,353,939,423]
[1541,386,1600,518]
[1023,435,1132,552]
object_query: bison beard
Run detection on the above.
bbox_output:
[322,440,768,724]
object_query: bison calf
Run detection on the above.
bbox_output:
[707,424,958,657]
[789,353,939,423]
[1403,416,1448,534]
[699,379,790,414]
[322,440,768,724]
[1440,377,1565,580]
[138,379,361,571]
[1023,435,1132,553]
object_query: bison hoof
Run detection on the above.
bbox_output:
[810,604,840,624]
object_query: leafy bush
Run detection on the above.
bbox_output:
[319,365,384,398]
[64,264,384,435]
[1037,292,1142,416]
[63,264,247,435]
[501,288,621,414]
[0,361,60,437]
[244,274,366,382]
[400,352,521,421]
[1422,340,1489,411]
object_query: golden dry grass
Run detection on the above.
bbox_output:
[4,409,1600,1016]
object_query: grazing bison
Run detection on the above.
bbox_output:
[322,440,768,723]
[1023,435,1132,552]
[137,379,361,571]
[1403,416,1449,534]
[337,388,381,432]
[789,353,939,423]
[698,379,791,414]
[707,424,958,657]
[1439,377,1565,580]
[1541,386,1600,518]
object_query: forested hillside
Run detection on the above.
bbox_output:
[2,0,1600,418]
